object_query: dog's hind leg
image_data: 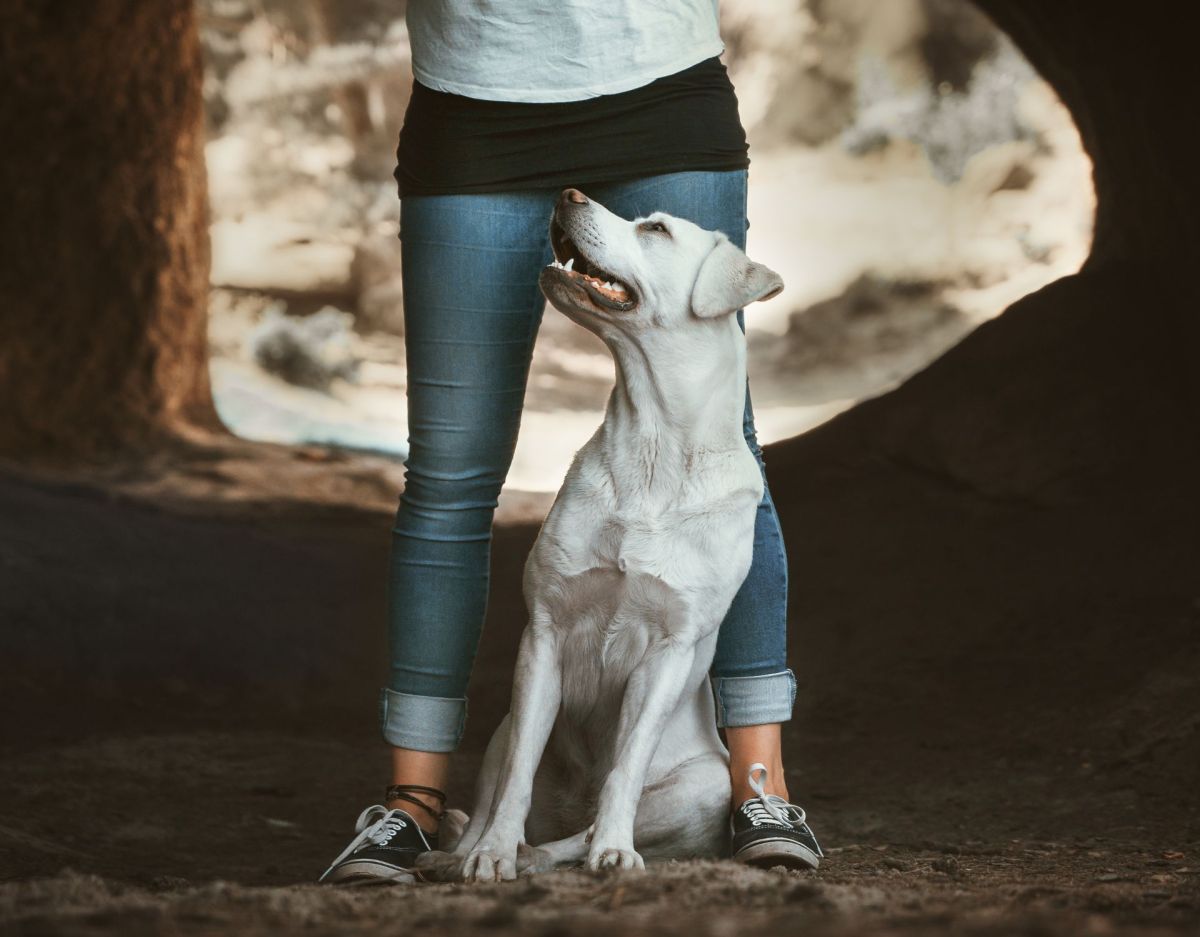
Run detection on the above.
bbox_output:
[517,827,592,875]
[456,618,563,882]
[452,713,511,856]
[634,751,730,861]
[439,808,470,852]
[412,721,508,883]
[520,752,729,873]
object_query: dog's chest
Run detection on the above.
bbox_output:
[532,454,761,744]
[568,506,705,579]
[594,514,644,573]
[533,497,752,620]
[529,445,761,631]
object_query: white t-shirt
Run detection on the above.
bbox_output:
[406,0,724,103]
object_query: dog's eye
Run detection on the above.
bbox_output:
[640,221,670,236]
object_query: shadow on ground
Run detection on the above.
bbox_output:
[2,272,1199,930]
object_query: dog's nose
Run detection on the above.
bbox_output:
[560,188,588,207]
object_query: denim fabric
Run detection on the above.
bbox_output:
[380,689,467,754]
[711,670,797,729]
[385,170,793,752]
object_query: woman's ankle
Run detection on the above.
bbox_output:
[389,746,452,834]
[725,724,790,807]
[387,789,443,834]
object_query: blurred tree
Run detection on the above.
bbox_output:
[0,1,219,459]
[308,0,378,146]
[303,0,411,178]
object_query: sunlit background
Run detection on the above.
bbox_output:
[201,0,1094,492]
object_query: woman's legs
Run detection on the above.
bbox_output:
[382,173,793,838]
[384,190,556,828]
[588,170,795,807]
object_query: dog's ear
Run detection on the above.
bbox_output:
[690,234,784,319]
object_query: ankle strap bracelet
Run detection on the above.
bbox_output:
[385,783,447,824]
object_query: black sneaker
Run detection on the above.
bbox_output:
[319,805,436,885]
[730,763,823,870]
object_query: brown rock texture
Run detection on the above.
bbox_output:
[758,0,1200,796]
[0,1,1198,934]
[840,0,1200,498]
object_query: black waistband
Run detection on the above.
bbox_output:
[394,56,750,198]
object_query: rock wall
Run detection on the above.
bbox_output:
[800,0,1200,499]
[765,0,1200,789]
[976,5,1197,267]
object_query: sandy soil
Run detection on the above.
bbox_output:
[4,844,1197,936]
[1,394,1197,934]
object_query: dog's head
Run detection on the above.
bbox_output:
[539,189,783,337]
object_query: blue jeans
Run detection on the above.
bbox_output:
[382,169,794,752]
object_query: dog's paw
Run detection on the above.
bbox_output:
[586,844,645,872]
[413,849,461,882]
[460,845,519,883]
[516,843,556,877]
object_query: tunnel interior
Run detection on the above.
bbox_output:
[0,0,1198,920]
[199,0,1095,493]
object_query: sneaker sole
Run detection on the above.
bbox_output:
[734,838,821,871]
[321,859,418,886]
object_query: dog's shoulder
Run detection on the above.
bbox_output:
[559,436,620,502]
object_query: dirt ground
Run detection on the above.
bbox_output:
[2,385,1198,936]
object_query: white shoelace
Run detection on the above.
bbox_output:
[745,762,808,828]
[318,805,410,882]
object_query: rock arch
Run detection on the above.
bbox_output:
[768,0,1200,792]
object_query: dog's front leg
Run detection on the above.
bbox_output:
[587,638,696,870]
[458,619,561,883]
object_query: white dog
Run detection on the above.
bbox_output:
[427,188,784,882]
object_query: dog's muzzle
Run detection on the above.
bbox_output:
[546,193,637,312]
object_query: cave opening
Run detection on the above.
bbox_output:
[199,0,1096,494]
[2,0,1200,923]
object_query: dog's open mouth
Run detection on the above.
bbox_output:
[548,217,637,311]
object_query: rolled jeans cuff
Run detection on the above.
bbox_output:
[380,688,467,753]
[711,670,796,728]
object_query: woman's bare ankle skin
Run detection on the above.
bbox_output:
[390,727,788,832]
[726,723,790,808]
[389,746,451,834]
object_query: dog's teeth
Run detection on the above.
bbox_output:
[564,257,574,271]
